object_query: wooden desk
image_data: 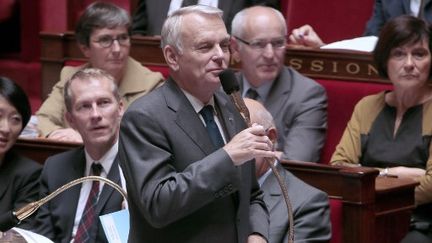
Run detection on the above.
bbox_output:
[282,160,418,243]
[40,32,389,100]
[14,137,80,164]
[11,136,417,242]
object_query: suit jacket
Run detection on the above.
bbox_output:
[36,57,164,137]
[131,0,280,35]
[238,66,328,162]
[262,164,331,243]
[0,151,41,230]
[34,147,123,243]
[118,78,269,243]
[364,0,432,36]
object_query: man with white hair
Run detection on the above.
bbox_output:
[231,6,328,163]
[119,5,273,243]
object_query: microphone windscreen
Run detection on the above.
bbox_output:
[219,69,239,95]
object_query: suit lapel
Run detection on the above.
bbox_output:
[164,78,218,155]
[95,160,121,215]
[63,149,86,239]
[263,68,292,115]
[262,164,286,212]
[237,69,291,116]
[214,90,240,140]
[0,165,10,201]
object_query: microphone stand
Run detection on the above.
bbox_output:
[219,70,294,243]
[3,176,127,231]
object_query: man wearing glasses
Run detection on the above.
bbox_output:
[231,6,328,163]
[36,2,164,142]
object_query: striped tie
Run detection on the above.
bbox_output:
[74,163,102,243]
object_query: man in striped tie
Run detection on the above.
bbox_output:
[33,68,126,243]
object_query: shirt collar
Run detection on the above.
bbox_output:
[181,88,216,113]
[241,75,273,102]
[84,140,118,176]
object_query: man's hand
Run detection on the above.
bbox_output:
[47,128,83,143]
[247,234,267,243]
[223,124,276,166]
[288,24,325,48]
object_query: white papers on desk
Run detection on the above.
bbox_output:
[320,36,378,52]
[100,209,129,243]
[12,227,54,243]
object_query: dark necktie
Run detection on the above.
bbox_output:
[200,105,225,148]
[74,163,103,243]
[245,88,259,100]
[182,0,198,7]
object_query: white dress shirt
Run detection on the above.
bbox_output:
[70,141,125,241]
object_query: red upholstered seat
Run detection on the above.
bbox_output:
[316,79,392,164]
[146,64,169,78]
[285,0,375,43]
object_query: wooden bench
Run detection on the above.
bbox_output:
[14,137,80,164]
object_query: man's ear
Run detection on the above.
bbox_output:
[118,99,125,118]
[267,127,278,143]
[65,111,77,130]
[163,45,180,71]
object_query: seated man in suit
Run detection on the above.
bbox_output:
[288,0,432,48]
[245,98,331,243]
[36,2,164,143]
[119,5,274,243]
[231,6,328,162]
[34,68,125,243]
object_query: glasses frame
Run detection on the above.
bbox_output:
[234,36,287,50]
[93,34,131,48]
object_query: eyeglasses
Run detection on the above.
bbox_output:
[93,34,130,48]
[234,36,287,50]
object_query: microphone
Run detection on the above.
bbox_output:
[0,176,127,232]
[219,69,251,126]
[219,69,295,243]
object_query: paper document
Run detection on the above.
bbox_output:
[321,36,378,52]
[11,227,53,243]
[100,209,130,243]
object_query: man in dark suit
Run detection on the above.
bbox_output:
[131,0,280,35]
[245,98,331,243]
[34,68,125,243]
[231,6,328,163]
[119,5,274,243]
[365,0,432,36]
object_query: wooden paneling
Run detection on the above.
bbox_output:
[40,32,390,99]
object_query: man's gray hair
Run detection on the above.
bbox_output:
[161,5,223,53]
[231,6,287,38]
[64,68,121,112]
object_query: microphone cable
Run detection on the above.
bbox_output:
[219,69,294,243]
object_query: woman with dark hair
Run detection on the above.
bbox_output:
[0,76,41,230]
[331,15,432,242]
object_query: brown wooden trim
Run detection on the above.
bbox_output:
[40,32,390,99]
[282,160,417,243]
